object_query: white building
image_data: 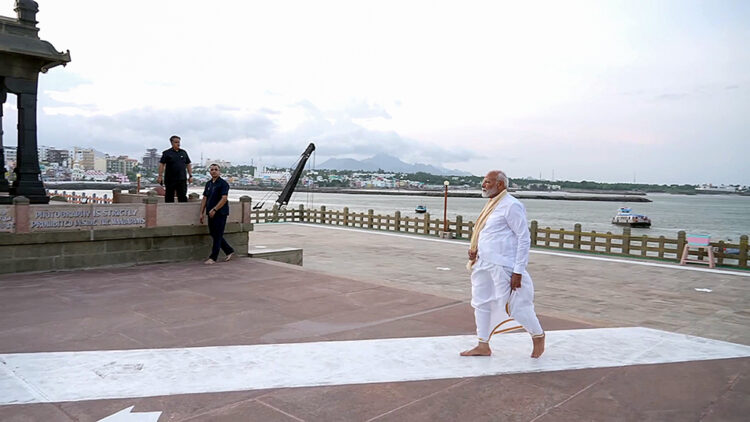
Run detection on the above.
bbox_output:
[258,169,291,184]
[206,159,232,169]
[696,184,738,193]
[71,163,85,181]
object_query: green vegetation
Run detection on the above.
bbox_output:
[514,178,700,194]
[191,165,747,194]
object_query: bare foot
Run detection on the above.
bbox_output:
[531,334,545,358]
[225,253,235,262]
[204,259,216,265]
[460,343,491,356]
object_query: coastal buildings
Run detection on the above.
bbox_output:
[72,147,96,171]
[696,184,746,193]
[142,148,160,172]
[106,155,138,175]
[45,148,70,167]
[10,143,747,193]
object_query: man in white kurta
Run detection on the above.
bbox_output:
[461,170,545,358]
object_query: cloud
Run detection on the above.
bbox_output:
[36,107,274,158]
[33,99,476,169]
[654,93,690,101]
[344,100,392,120]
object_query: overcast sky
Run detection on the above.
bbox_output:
[2,0,748,184]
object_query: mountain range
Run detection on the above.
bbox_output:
[318,154,472,176]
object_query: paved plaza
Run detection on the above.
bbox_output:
[1,222,748,421]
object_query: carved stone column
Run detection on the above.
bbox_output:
[1,0,70,203]
[5,76,48,203]
[0,82,7,192]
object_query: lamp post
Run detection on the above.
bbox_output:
[136,173,141,193]
[443,180,450,232]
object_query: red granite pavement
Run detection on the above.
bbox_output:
[0,258,747,421]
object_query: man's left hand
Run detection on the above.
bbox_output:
[188,176,193,184]
[510,273,522,291]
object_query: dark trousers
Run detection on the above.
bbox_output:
[208,213,234,261]
[165,180,188,203]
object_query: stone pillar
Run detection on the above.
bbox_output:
[144,195,158,228]
[0,85,8,192]
[13,195,30,233]
[716,240,725,266]
[240,196,251,224]
[622,227,632,255]
[657,236,666,259]
[112,188,122,204]
[5,77,48,203]
[529,220,538,245]
[739,235,748,269]
[455,215,463,238]
[394,210,401,232]
[343,207,349,226]
[573,223,582,250]
[298,203,304,222]
[676,231,686,261]
[591,231,598,252]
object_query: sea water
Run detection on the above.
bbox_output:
[72,188,750,241]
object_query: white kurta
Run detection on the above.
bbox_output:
[471,194,543,341]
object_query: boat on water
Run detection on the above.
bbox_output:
[415,205,427,213]
[611,207,651,228]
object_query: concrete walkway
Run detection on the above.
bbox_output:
[0,222,747,421]
[252,223,750,345]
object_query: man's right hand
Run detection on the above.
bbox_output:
[468,249,477,260]
[156,175,163,185]
[199,215,204,224]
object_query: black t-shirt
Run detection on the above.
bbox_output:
[203,177,230,216]
[160,148,191,181]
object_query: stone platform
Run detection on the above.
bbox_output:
[0,223,748,421]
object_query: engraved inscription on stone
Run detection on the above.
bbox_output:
[30,205,146,231]
[0,207,14,232]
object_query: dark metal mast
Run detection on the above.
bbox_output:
[275,142,315,208]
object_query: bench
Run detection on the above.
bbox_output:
[680,234,715,269]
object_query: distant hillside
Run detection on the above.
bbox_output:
[318,153,472,176]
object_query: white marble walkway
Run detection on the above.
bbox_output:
[2,327,749,405]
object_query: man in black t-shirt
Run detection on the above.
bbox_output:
[199,164,235,264]
[157,135,193,202]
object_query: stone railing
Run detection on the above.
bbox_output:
[0,194,253,234]
[0,195,255,273]
[250,204,749,269]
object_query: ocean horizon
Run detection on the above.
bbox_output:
[60,188,750,242]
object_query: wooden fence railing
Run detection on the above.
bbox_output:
[250,204,749,269]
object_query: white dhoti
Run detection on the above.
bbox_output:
[470,260,543,342]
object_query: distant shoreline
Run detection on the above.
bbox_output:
[42,182,650,202]
[242,188,649,202]
[44,182,750,202]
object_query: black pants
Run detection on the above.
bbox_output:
[165,180,188,203]
[208,213,234,261]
